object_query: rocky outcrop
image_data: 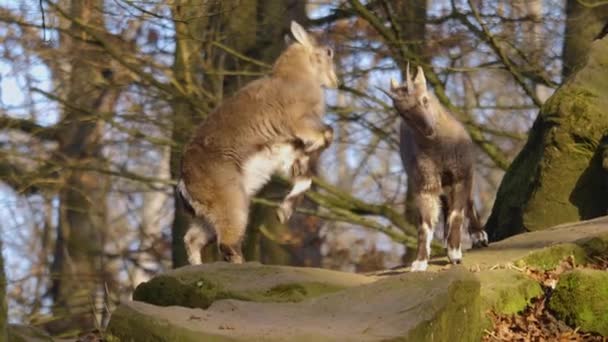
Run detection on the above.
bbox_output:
[107,217,608,341]
[109,266,482,341]
[485,36,608,240]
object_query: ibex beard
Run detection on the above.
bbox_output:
[178,21,336,264]
[386,63,488,272]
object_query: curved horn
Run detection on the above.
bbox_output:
[414,66,427,88]
[390,77,399,91]
[406,62,414,91]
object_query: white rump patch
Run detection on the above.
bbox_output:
[242,143,298,196]
[178,180,207,217]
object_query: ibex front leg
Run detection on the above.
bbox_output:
[276,124,333,224]
[276,152,313,223]
[411,192,441,272]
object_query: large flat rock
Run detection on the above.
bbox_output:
[107,216,608,341]
[108,267,481,341]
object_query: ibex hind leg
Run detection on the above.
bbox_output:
[184,218,216,265]
[445,182,468,265]
[411,192,441,272]
[177,181,217,265]
[467,199,488,248]
[208,185,249,264]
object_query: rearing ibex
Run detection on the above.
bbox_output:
[178,21,336,264]
[385,64,488,271]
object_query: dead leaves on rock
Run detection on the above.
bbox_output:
[483,254,607,342]
[483,296,604,341]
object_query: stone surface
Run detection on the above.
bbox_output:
[109,267,481,341]
[133,262,374,309]
[549,269,608,336]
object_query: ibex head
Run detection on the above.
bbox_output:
[273,21,338,89]
[386,63,436,138]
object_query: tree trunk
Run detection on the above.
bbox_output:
[48,0,117,334]
[485,34,608,241]
[240,2,325,267]
[169,0,208,268]
[0,238,6,341]
[562,0,608,78]
[169,0,321,266]
[393,0,428,263]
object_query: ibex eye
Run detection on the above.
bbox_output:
[422,97,429,106]
[326,48,333,58]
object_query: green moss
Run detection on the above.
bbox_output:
[478,270,543,315]
[549,269,608,335]
[403,271,483,342]
[578,234,608,258]
[133,275,345,310]
[264,282,344,302]
[106,304,235,342]
[516,235,608,270]
[519,243,589,270]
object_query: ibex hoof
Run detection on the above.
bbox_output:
[447,247,462,265]
[323,125,334,146]
[276,205,293,224]
[219,244,244,264]
[471,231,489,248]
[410,259,428,272]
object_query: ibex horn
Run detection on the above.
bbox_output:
[406,62,414,91]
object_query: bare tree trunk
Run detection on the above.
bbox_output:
[0,238,6,341]
[48,0,117,334]
[169,0,208,268]
[562,0,608,78]
[168,0,320,266]
[393,0,428,263]
[240,2,326,266]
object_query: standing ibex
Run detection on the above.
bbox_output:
[178,21,336,264]
[385,64,488,271]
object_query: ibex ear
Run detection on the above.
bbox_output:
[414,66,427,89]
[291,21,313,49]
[284,33,293,46]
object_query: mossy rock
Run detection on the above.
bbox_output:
[110,266,482,341]
[516,234,608,270]
[485,37,608,241]
[549,269,608,335]
[133,262,373,309]
[478,269,543,315]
